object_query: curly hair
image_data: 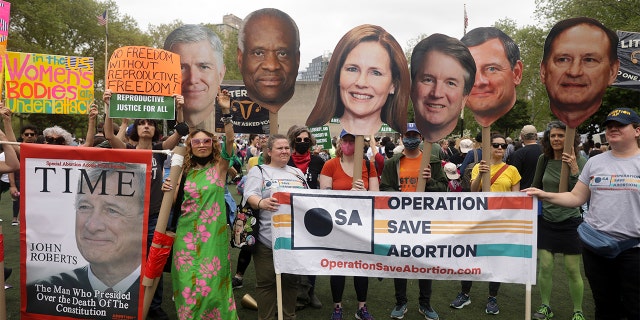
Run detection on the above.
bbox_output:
[42,126,73,145]
[184,129,220,172]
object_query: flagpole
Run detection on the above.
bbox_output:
[104,10,109,91]
[460,4,468,137]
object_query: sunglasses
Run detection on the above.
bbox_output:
[295,137,311,143]
[45,136,66,145]
[492,143,508,149]
[191,138,213,147]
[23,132,36,137]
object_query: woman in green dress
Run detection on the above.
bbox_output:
[163,90,237,320]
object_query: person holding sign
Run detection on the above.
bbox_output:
[237,8,300,114]
[411,33,476,143]
[243,134,308,320]
[319,129,379,320]
[460,27,523,128]
[26,162,146,319]
[540,17,620,128]
[306,24,409,136]
[164,24,226,130]
[529,121,587,320]
[103,89,185,319]
[380,123,447,320]
[451,133,521,315]
[161,90,237,319]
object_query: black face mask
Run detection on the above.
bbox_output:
[294,142,311,154]
[191,153,213,165]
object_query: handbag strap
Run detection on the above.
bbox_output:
[490,164,509,185]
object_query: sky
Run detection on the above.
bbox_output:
[112,0,540,71]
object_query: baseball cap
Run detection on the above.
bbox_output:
[405,123,421,135]
[339,129,354,139]
[459,139,473,153]
[602,108,640,126]
[444,162,460,180]
[521,125,537,138]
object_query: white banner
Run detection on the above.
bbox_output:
[272,189,537,285]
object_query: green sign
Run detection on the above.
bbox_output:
[109,93,175,120]
[309,125,332,150]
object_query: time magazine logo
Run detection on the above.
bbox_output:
[290,194,375,253]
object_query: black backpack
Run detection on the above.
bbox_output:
[460,149,479,192]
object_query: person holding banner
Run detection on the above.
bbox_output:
[319,129,379,320]
[530,121,587,320]
[287,125,326,308]
[243,133,308,320]
[305,24,409,136]
[380,123,447,320]
[525,107,640,320]
[161,98,237,319]
[164,24,226,131]
[451,133,521,315]
[103,89,185,319]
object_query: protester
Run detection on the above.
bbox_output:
[161,94,237,319]
[103,89,185,319]
[243,134,308,320]
[306,24,409,136]
[445,162,463,192]
[238,8,300,113]
[164,24,226,131]
[286,125,325,309]
[510,125,542,189]
[461,27,522,127]
[525,108,640,320]
[319,129,379,320]
[530,121,587,320]
[380,123,446,320]
[451,133,521,315]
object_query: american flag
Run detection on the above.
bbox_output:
[96,10,107,26]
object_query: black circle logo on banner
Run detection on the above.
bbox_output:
[304,208,333,237]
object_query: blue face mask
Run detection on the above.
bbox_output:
[402,137,421,151]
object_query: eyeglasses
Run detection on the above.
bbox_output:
[23,132,36,137]
[295,137,311,143]
[45,136,66,145]
[191,138,213,147]
[492,143,508,149]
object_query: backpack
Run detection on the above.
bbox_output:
[460,149,479,192]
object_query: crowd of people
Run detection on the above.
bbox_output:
[1,11,638,320]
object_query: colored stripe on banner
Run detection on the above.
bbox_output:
[487,196,533,210]
[274,237,292,250]
[476,244,532,258]
[274,192,291,205]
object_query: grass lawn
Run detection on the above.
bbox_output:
[0,185,595,319]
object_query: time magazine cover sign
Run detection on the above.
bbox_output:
[20,144,152,320]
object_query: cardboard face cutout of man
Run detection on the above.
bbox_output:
[164,25,226,131]
[461,28,523,127]
[305,24,409,136]
[411,34,475,142]
[238,8,300,114]
[540,18,619,128]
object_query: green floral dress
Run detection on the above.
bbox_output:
[172,164,238,320]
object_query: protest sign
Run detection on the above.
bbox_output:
[20,144,151,319]
[215,84,270,134]
[108,93,175,120]
[0,1,9,47]
[272,189,537,285]
[4,52,94,114]
[613,30,640,91]
[309,126,332,150]
[106,46,180,96]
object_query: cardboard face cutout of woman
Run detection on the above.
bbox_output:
[410,34,476,142]
[305,24,409,136]
[460,27,523,127]
[540,18,619,128]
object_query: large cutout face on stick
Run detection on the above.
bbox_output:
[306,24,409,136]
[237,8,300,114]
[540,17,620,128]
[164,25,226,130]
[411,34,476,142]
[461,27,523,127]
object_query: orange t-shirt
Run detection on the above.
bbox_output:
[398,156,422,192]
[320,158,377,191]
